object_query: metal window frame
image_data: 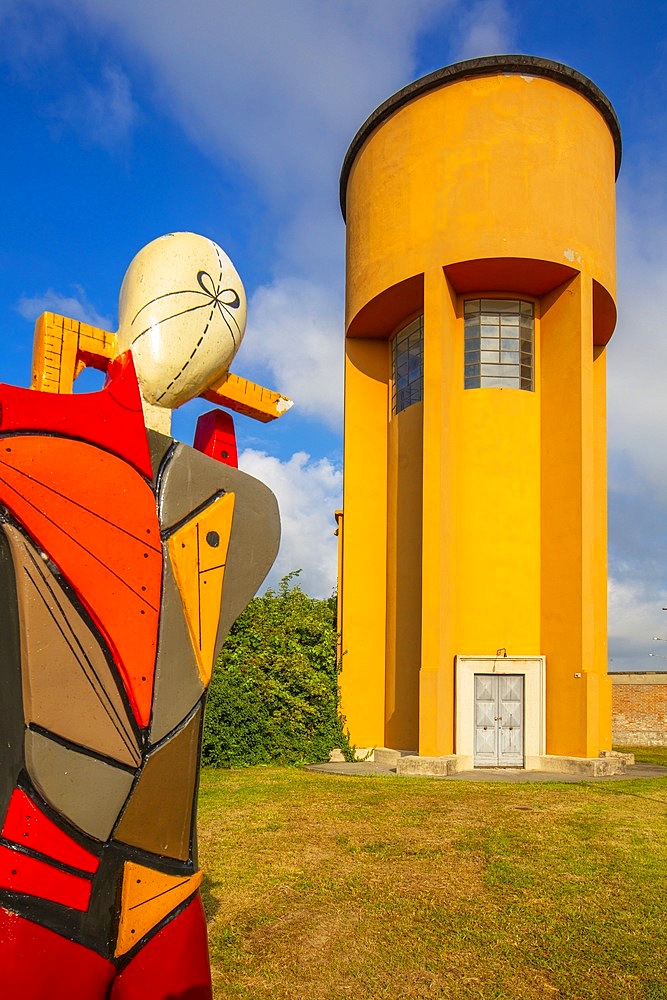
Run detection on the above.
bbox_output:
[391,315,424,414]
[463,299,534,391]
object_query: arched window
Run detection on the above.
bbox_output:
[464,299,534,390]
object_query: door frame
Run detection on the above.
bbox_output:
[456,656,546,770]
[473,673,525,767]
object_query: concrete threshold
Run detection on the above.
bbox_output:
[305,759,667,783]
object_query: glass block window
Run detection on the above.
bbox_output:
[464,299,534,390]
[392,315,424,414]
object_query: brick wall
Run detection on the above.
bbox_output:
[611,672,667,746]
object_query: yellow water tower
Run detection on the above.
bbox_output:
[338,56,621,773]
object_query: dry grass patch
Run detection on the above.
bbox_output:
[198,767,667,999]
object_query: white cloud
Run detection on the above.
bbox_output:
[0,3,68,72]
[454,0,515,60]
[604,165,667,670]
[238,448,342,598]
[15,286,113,329]
[50,66,138,150]
[608,575,667,672]
[238,277,343,430]
[607,192,667,496]
[5,0,519,432]
[609,204,667,482]
[42,0,449,279]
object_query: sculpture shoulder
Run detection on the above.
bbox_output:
[149,431,280,643]
[149,432,277,526]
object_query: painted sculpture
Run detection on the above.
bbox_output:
[0,233,291,998]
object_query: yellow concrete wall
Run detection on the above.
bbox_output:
[419,277,542,755]
[341,62,618,760]
[592,343,613,752]
[386,398,423,750]
[539,275,596,756]
[338,339,389,747]
[345,73,616,331]
[455,316,541,658]
[538,275,611,757]
[419,270,459,756]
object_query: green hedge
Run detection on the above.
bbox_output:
[202,573,352,767]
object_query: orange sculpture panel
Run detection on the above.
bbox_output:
[0,435,161,728]
[167,492,235,686]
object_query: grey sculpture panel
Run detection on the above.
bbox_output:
[149,557,204,743]
[0,526,25,821]
[25,729,136,841]
[156,441,279,645]
[114,705,202,860]
[6,524,141,767]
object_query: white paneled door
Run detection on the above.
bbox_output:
[473,674,524,766]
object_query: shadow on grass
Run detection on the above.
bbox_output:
[200,872,221,921]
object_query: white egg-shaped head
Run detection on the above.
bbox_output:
[117,232,246,410]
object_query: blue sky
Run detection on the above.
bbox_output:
[1,0,667,670]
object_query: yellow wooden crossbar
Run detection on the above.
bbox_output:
[31,312,293,422]
[203,371,293,423]
[31,313,116,394]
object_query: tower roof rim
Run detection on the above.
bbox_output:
[339,54,622,220]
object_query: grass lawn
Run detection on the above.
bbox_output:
[197,755,667,1000]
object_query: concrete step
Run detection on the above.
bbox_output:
[538,754,627,776]
[373,747,417,768]
[396,755,461,776]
